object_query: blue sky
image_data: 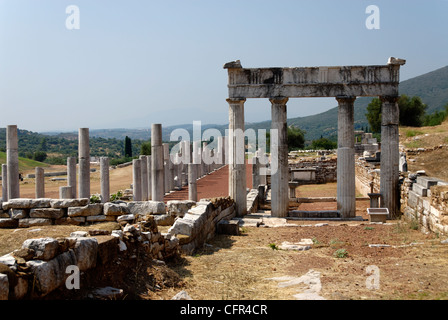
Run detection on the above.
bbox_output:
[0,0,447,132]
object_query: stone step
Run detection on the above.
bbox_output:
[412,183,428,197]
[416,176,441,189]
[289,210,340,219]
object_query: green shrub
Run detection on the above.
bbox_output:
[334,248,348,258]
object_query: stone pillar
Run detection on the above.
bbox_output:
[6,125,20,200]
[148,156,153,196]
[252,156,259,190]
[163,143,170,194]
[1,164,7,202]
[202,142,208,176]
[132,159,142,201]
[100,157,110,203]
[336,96,356,218]
[182,140,190,186]
[151,124,164,201]
[188,163,197,202]
[78,128,90,199]
[139,155,148,200]
[35,167,45,198]
[67,157,77,198]
[270,97,289,217]
[175,153,182,189]
[59,186,72,199]
[380,95,400,219]
[227,98,247,216]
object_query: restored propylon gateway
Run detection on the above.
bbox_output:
[224,58,406,219]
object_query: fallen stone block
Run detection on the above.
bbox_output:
[30,208,64,219]
[68,203,103,217]
[103,202,130,216]
[90,286,124,300]
[9,209,28,219]
[95,236,119,265]
[54,216,85,225]
[86,215,115,223]
[2,198,52,210]
[22,238,60,261]
[26,250,77,296]
[50,198,89,209]
[127,201,166,215]
[72,237,98,271]
[167,200,196,217]
[18,218,53,228]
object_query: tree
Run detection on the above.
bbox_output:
[33,151,47,162]
[398,95,427,127]
[124,136,132,157]
[287,126,305,151]
[311,137,337,150]
[366,98,382,133]
[141,141,151,155]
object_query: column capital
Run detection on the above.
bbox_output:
[335,95,356,104]
[379,95,399,103]
[269,97,289,105]
[226,98,246,104]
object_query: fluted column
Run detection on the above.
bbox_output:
[270,97,289,217]
[35,167,45,198]
[380,95,400,219]
[132,159,142,201]
[139,155,148,200]
[336,95,356,218]
[2,164,7,202]
[151,124,164,201]
[227,98,246,216]
[67,157,77,198]
[100,157,110,203]
[6,125,20,200]
[78,128,90,199]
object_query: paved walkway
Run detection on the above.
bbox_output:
[163,164,253,202]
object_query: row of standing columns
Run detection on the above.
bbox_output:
[226,95,400,219]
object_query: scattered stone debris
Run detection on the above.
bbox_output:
[279,239,313,251]
[171,290,193,300]
[266,269,325,300]
[89,286,124,300]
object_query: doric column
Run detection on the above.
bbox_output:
[78,128,90,199]
[6,125,20,200]
[132,159,142,201]
[151,124,164,201]
[2,164,7,202]
[67,157,77,198]
[252,156,259,189]
[147,155,152,200]
[380,95,400,219]
[270,97,289,217]
[139,155,148,200]
[227,98,247,216]
[163,143,170,194]
[35,167,45,198]
[100,157,110,203]
[188,163,197,201]
[336,95,356,218]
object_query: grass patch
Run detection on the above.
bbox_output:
[268,243,279,250]
[406,130,424,138]
[0,151,49,173]
[364,226,374,230]
[405,140,423,149]
[333,248,348,258]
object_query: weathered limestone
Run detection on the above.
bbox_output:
[6,125,20,200]
[380,95,400,218]
[188,163,197,202]
[270,97,289,217]
[1,164,7,202]
[100,157,110,203]
[78,128,90,199]
[227,98,247,216]
[336,96,356,218]
[132,159,142,201]
[163,143,171,194]
[147,155,152,200]
[67,157,77,198]
[139,155,148,201]
[151,124,164,201]
[59,186,72,199]
[35,167,45,198]
[252,156,260,189]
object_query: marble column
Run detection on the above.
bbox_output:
[6,125,20,200]
[59,186,72,199]
[35,167,45,198]
[139,155,148,200]
[252,156,259,190]
[270,98,289,217]
[147,155,152,200]
[336,95,356,218]
[380,95,400,219]
[132,159,142,201]
[227,98,246,216]
[188,163,197,201]
[67,157,77,198]
[78,128,90,199]
[100,157,110,203]
[163,143,170,194]
[151,124,164,201]
[1,164,7,202]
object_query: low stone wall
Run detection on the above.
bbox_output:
[401,174,448,235]
[355,158,381,196]
[0,213,179,300]
[0,198,166,229]
[289,158,337,184]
